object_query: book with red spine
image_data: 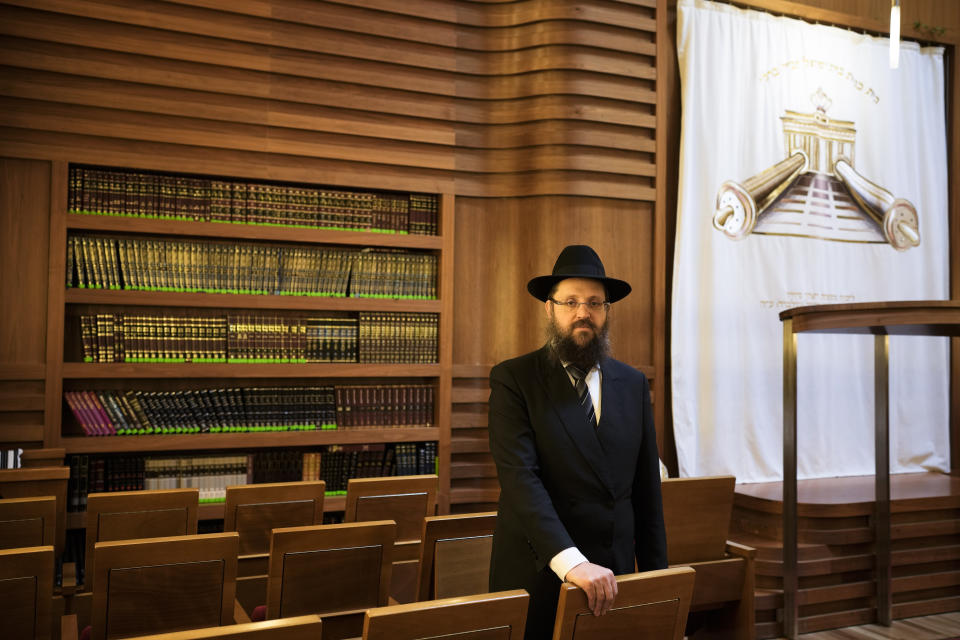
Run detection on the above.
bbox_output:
[84,390,117,435]
[64,391,94,436]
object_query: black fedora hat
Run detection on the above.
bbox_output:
[527,245,631,303]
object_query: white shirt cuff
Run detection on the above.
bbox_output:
[549,547,589,582]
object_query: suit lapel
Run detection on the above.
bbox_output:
[596,361,623,450]
[537,346,615,493]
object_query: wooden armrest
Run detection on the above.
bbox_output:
[61,613,78,640]
[234,598,252,624]
[61,561,77,596]
[725,540,757,559]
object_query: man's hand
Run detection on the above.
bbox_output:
[564,562,618,616]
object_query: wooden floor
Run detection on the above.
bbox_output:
[793,611,960,639]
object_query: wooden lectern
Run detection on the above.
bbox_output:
[779,300,960,639]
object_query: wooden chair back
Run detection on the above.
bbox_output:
[224,482,326,557]
[223,481,325,617]
[0,466,70,557]
[0,496,57,550]
[115,615,323,640]
[416,511,496,601]
[0,545,54,640]
[346,475,437,603]
[345,475,437,543]
[552,567,696,640]
[266,521,395,639]
[660,475,755,640]
[90,532,239,640]
[266,520,395,618]
[85,488,199,590]
[362,589,529,640]
[661,476,735,564]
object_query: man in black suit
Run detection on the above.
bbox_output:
[487,244,668,639]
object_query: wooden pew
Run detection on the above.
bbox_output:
[552,567,696,640]
[416,511,496,601]
[86,532,239,640]
[362,589,529,640]
[109,615,323,640]
[0,466,70,559]
[0,496,57,550]
[84,488,200,592]
[264,521,395,640]
[223,481,325,616]
[661,476,756,640]
[0,545,55,640]
[345,475,437,604]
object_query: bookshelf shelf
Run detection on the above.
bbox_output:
[60,427,440,454]
[65,288,442,312]
[66,214,443,250]
[66,494,348,529]
[61,363,440,379]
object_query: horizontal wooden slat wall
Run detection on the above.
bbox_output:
[0,0,663,508]
[448,0,662,508]
[0,0,657,196]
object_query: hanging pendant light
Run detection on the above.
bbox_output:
[889,0,901,69]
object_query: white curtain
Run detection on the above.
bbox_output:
[672,0,950,483]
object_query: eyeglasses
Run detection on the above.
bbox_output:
[549,298,611,314]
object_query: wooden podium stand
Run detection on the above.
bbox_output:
[779,300,960,639]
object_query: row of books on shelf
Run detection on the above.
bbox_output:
[69,165,439,235]
[77,312,438,364]
[303,443,436,492]
[64,384,435,436]
[66,442,438,510]
[0,448,23,469]
[67,235,438,299]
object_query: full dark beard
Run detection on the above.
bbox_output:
[547,314,611,371]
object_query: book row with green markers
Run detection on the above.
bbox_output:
[67,234,438,299]
[68,165,439,235]
[76,312,437,364]
[63,383,435,436]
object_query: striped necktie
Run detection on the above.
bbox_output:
[565,364,597,427]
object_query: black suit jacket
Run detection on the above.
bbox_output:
[487,345,667,639]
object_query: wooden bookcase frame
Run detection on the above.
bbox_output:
[42,160,455,521]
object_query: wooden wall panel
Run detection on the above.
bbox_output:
[0,0,953,489]
[0,158,49,364]
[0,158,50,447]
[0,0,656,198]
[0,0,663,471]
[453,196,655,369]
[779,0,960,40]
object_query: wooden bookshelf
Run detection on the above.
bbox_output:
[49,161,455,515]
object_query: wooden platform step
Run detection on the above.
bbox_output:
[735,473,960,639]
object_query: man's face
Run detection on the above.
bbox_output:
[545,278,608,347]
